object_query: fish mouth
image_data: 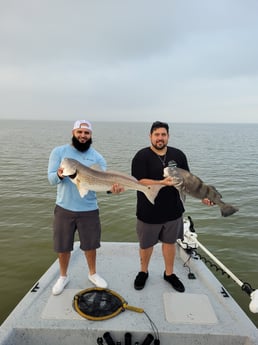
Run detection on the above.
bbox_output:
[68,170,77,179]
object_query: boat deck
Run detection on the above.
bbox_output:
[0,241,257,345]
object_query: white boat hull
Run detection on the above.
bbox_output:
[0,241,257,345]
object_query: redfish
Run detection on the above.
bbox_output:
[61,158,164,204]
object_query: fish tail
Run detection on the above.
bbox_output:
[220,204,239,217]
[144,185,164,204]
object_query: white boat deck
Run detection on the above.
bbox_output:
[0,241,257,345]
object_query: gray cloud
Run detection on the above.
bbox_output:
[0,0,258,122]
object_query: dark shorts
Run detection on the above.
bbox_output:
[53,205,101,252]
[136,216,184,249]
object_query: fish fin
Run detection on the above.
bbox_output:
[220,204,239,217]
[209,185,222,198]
[79,189,89,198]
[172,180,186,203]
[76,183,89,198]
[179,191,186,204]
[143,184,164,204]
[175,186,186,203]
[107,170,138,181]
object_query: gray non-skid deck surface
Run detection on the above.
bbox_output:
[42,242,218,326]
[1,242,258,345]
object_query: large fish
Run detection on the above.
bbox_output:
[60,158,163,204]
[163,166,239,217]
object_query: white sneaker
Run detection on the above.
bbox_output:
[88,273,108,288]
[52,276,70,295]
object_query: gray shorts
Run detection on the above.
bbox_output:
[53,205,101,252]
[136,216,184,249]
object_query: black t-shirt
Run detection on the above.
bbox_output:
[131,146,190,224]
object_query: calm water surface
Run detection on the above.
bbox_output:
[0,120,257,327]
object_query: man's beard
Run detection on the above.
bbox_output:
[72,136,92,152]
[153,142,166,151]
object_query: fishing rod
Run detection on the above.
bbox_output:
[181,216,258,314]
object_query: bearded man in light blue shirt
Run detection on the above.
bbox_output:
[48,120,123,295]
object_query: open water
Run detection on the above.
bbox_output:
[0,120,257,327]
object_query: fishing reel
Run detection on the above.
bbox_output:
[177,217,198,250]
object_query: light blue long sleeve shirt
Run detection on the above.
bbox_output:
[48,144,107,212]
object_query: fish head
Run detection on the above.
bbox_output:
[163,167,184,189]
[60,158,77,176]
[163,167,171,177]
[163,167,180,179]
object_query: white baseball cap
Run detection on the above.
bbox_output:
[73,120,92,132]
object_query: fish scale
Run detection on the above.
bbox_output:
[163,166,239,217]
[61,158,164,205]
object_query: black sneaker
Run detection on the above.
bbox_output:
[134,271,149,290]
[164,272,185,292]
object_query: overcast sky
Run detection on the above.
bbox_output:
[1,0,258,123]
